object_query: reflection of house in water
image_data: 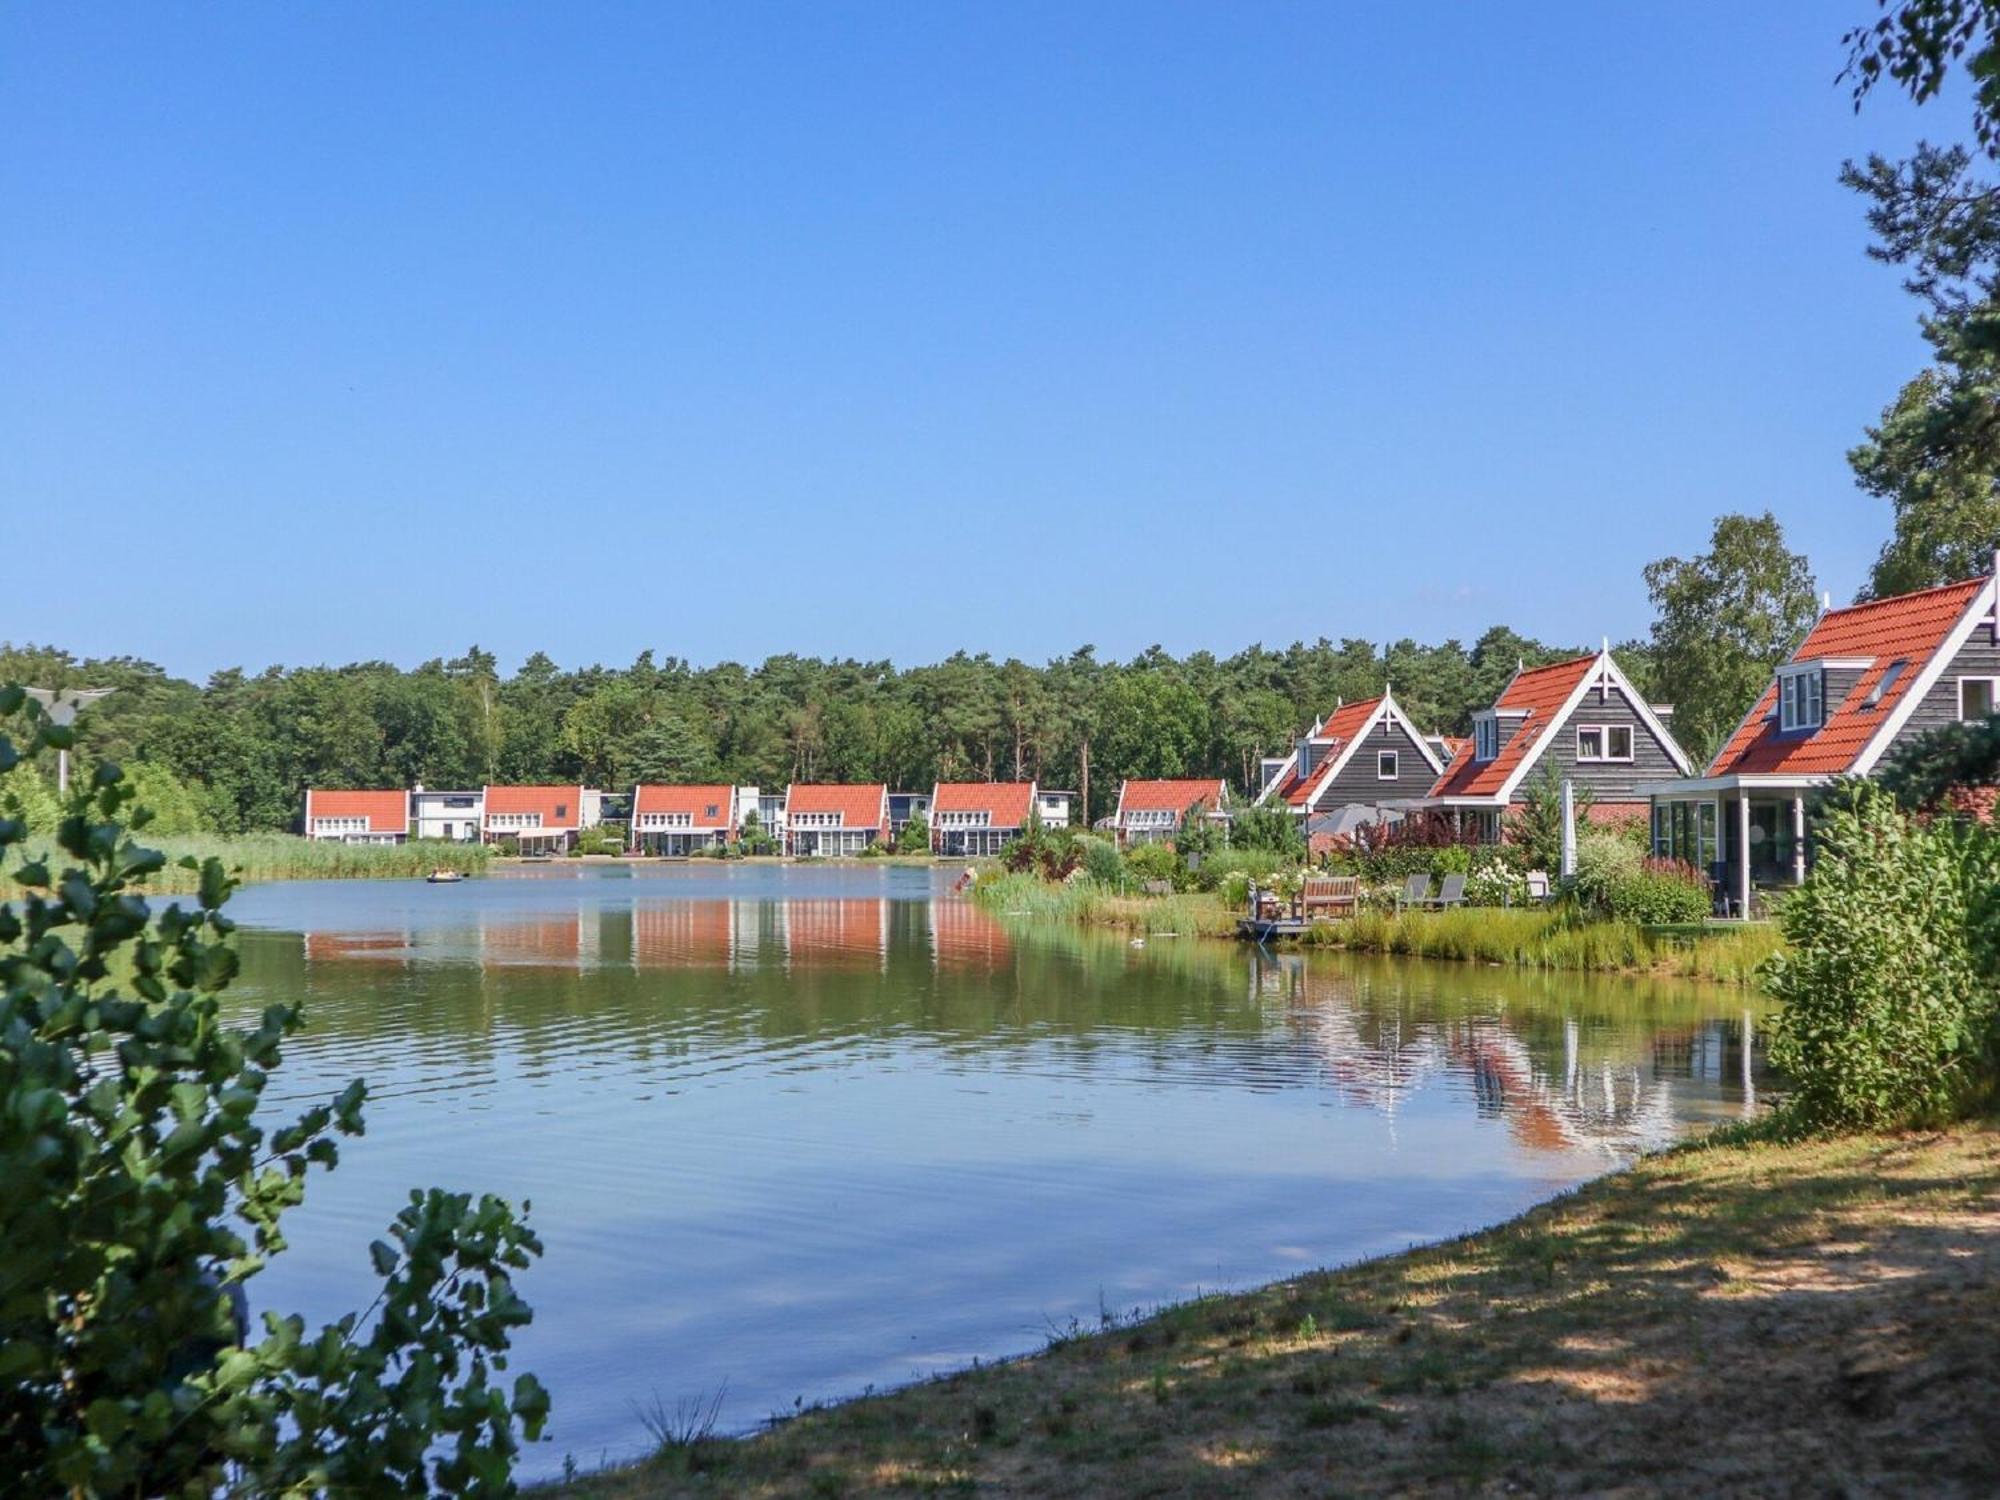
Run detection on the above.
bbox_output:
[303,930,412,964]
[1252,954,1751,1156]
[928,894,1012,974]
[479,914,588,968]
[783,899,890,970]
[632,901,761,970]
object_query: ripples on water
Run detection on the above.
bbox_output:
[224,864,1766,1477]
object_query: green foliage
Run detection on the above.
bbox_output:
[0,759,60,836]
[895,813,931,855]
[1874,712,2000,810]
[1764,781,1996,1132]
[1463,857,1527,908]
[1073,834,1123,886]
[573,827,627,856]
[1845,0,2000,156]
[1228,802,1305,859]
[1514,766,1592,874]
[1122,841,1187,890]
[0,697,546,1493]
[1171,803,1223,863]
[1604,861,1713,926]
[1570,829,1643,912]
[1643,512,1819,763]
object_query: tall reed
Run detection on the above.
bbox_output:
[2,834,493,892]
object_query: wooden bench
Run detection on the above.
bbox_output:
[1301,875,1360,921]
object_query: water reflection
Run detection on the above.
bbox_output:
[226,868,1769,1476]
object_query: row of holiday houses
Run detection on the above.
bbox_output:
[302,566,2000,909]
[302,776,1231,857]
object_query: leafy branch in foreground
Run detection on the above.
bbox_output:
[0,687,548,1496]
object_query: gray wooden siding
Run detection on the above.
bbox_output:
[1888,615,2000,748]
[1314,716,1438,810]
[1522,686,1683,804]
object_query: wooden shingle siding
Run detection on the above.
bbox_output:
[1534,687,1683,802]
[1315,716,1437,810]
[1899,620,2000,740]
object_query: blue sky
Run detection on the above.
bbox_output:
[0,3,1960,678]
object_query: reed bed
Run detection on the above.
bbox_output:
[2,834,493,893]
[971,871,1783,982]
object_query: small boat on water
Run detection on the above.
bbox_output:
[425,869,466,884]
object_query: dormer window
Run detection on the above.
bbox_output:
[1778,667,1824,732]
[1473,716,1499,762]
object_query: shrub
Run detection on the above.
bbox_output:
[1123,841,1186,889]
[1074,833,1124,886]
[1464,857,1527,907]
[895,814,931,855]
[1605,859,1712,925]
[1514,765,1593,873]
[1229,802,1305,859]
[0,698,548,1493]
[1764,781,1996,1132]
[1571,830,1643,912]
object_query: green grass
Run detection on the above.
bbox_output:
[3,833,494,892]
[971,872,1784,982]
[545,1123,2000,1498]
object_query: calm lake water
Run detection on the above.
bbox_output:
[227,864,1766,1477]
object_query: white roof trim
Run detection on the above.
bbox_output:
[1851,576,1997,775]
[1638,773,1833,796]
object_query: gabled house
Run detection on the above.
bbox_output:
[632,783,737,855]
[785,783,889,857]
[1642,572,2000,915]
[482,784,589,852]
[1113,778,1231,849]
[929,782,1037,857]
[1254,692,1445,831]
[303,788,408,844]
[1421,648,1693,840]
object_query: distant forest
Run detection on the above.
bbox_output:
[0,628,1638,834]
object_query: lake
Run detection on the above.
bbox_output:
[227,863,1766,1477]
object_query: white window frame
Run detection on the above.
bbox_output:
[1778,667,1824,732]
[1376,750,1398,780]
[1574,723,1633,763]
[1473,716,1498,763]
[1958,676,2000,722]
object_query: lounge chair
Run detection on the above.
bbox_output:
[1396,873,1432,912]
[1523,871,1551,903]
[1414,872,1467,910]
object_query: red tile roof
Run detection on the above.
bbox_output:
[1119,778,1227,816]
[1427,655,1599,800]
[1709,577,1988,777]
[1266,699,1384,807]
[632,784,735,829]
[786,783,887,831]
[306,788,407,834]
[931,781,1036,827]
[484,784,584,830]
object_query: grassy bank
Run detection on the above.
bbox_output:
[550,1121,2000,1497]
[969,873,1783,983]
[3,833,493,893]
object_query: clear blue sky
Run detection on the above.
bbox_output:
[0,3,1958,679]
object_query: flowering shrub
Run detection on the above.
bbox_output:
[1465,859,1528,907]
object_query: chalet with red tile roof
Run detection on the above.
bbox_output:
[785,783,889,857]
[482,784,591,852]
[303,788,408,844]
[1253,692,1444,832]
[929,781,1038,857]
[1418,648,1692,840]
[632,783,738,856]
[1113,778,1232,849]
[1641,571,2000,916]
